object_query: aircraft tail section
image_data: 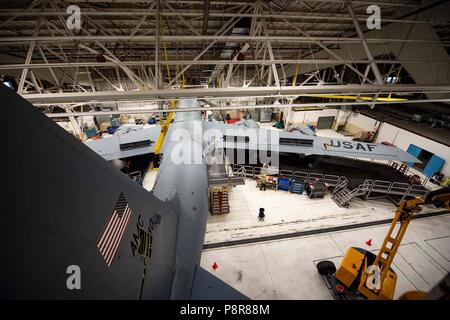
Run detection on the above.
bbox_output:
[0,85,178,299]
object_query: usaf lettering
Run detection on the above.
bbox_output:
[328,140,377,152]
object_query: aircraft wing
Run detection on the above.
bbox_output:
[1,85,178,299]
[204,121,419,163]
[84,125,161,161]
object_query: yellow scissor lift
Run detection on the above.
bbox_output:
[317,197,424,300]
[152,101,176,169]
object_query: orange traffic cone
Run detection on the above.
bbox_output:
[365,239,372,246]
[212,262,219,270]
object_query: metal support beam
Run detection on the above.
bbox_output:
[167,4,253,87]
[44,22,68,61]
[0,0,43,29]
[162,2,200,36]
[300,71,320,86]
[78,44,144,88]
[0,8,425,24]
[18,11,44,94]
[224,43,249,87]
[66,109,82,139]
[17,44,35,92]
[1,35,441,45]
[43,98,450,118]
[29,71,42,93]
[130,1,157,37]
[202,0,210,35]
[37,45,59,86]
[91,67,122,91]
[3,59,447,70]
[262,3,374,84]
[85,67,96,92]
[262,20,280,87]
[356,65,372,100]
[155,0,160,90]
[348,4,384,84]
[21,84,450,104]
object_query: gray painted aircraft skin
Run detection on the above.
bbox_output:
[87,110,418,164]
[151,101,209,299]
[0,84,419,299]
[286,124,317,136]
[204,122,419,163]
[84,125,161,161]
[0,85,245,299]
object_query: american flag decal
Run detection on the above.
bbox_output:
[97,192,132,267]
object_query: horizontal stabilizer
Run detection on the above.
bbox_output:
[190,266,249,300]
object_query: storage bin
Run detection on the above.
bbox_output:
[277,178,291,191]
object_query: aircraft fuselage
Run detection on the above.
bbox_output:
[152,105,209,299]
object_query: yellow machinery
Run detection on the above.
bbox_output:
[317,198,424,300]
[153,102,176,155]
[152,17,183,167]
[304,94,407,102]
[399,272,450,300]
[430,193,450,209]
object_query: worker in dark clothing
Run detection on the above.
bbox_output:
[259,176,267,191]
[258,208,265,221]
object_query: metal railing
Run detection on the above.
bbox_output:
[332,179,348,196]
[324,174,343,187]
[389,182,411,195]
[232,164,430,203]
[365,179,429,200]
[208,173,245,186]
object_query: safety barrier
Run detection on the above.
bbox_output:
[309,172,324,182]
[408,184,429,197]
[254,166,344,187]
[324,174,343,187]
[365,179,429,200]
[232,164,430,206]
[208,173,245,187]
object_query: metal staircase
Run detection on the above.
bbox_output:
[206,148,244,187]
[332,179,371,208]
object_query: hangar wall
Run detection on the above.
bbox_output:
[287,109,351,130]
[342,111,449,176]
[375,122,450,176]
[344,112,380,136]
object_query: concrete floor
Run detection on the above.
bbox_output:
[141,137,449,300]
[201,175,449,300]
[200,214,450,300]
[204,179,444,246]
[143,168,449,299]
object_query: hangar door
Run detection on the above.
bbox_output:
[316,116,335,130]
